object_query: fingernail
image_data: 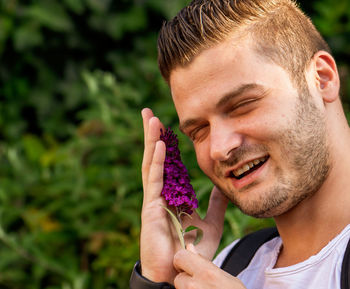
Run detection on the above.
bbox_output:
[186,243,198,254]
[141,108,148,116]
[149,116,159,125]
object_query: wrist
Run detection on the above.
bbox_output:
[130,261,175,289]
[141,265,170,283]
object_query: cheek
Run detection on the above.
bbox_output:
[239,105,289,140]
[194,142,212,174]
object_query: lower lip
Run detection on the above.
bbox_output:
[230,159,269,190]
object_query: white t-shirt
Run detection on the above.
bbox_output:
[213,224,350,289]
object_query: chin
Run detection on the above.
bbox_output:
[236,204,284,219]
[228,189,293,219]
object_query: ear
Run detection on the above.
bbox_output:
[310,51,340,103]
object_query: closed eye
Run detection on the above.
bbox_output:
[189,124,209,141]
[227,98,260,115]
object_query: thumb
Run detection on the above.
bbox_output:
[204,186,229,230]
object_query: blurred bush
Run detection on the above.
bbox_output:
[0,0,348,288]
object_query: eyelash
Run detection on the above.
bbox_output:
[230,98,257,112]
[189,98,260,141]
[190,125,208,141]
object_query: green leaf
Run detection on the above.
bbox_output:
[22,135,46,163]
[185,225,203,246]
[13,24,43,51]
[63,0,85,14]
[160,205,185,249]
[26,2,73,32]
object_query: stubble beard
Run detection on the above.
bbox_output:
[213,94,331,218]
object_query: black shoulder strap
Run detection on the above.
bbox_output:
[341,236,350,289]
[220,227,279,276]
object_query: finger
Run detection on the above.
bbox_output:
[141,108,154,188]
[141,108,154,146]
[175,255,246,289]
[204,186,229,233]
[144,140,166,203]
[173,249,211,276]
[142,116,163,189]
[173,249,194,276]
[186,243,198,254]
[174,272,192,289]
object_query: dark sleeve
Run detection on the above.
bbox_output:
[129,261,175,289]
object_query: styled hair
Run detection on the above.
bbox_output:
[157,0,330,87]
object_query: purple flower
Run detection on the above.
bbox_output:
[160,128,198,215]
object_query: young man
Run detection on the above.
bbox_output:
[130,0,350,288]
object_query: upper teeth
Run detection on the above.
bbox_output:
[233,156,267,177]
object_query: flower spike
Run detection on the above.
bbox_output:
[160,128,198,214]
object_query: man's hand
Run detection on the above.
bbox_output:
[173,244,247,289]
[140,108,178,283]
[140,108,229,284]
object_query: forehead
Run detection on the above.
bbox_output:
[171,37,284,101]
[168,35,297,126]
[170,35,248,92]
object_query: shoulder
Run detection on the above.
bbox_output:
[213,227,280,268]
[213,239,240,267]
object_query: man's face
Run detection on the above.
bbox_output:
[169,36,330,218]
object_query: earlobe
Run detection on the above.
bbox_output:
[312,51,340,103]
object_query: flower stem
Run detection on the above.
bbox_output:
[161,205,186,249]
[176,207,185,240]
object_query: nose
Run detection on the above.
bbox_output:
[209,120,243,161]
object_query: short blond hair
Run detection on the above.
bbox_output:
[157,0,330,87]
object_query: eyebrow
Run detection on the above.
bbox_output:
[179,83,263,134]
[179,118,199,134]
[215,83,261,109]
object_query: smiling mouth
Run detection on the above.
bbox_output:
[228,156,269,180]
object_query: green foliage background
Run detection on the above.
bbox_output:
[0,0,349,288]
